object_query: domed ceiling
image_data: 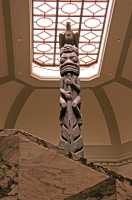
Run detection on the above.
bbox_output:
[0,0,132,161]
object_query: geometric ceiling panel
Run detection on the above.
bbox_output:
[32,0,115,80]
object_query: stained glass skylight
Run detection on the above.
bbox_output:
[32,0,115,80]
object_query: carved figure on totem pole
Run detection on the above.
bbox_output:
[59,22,84,160]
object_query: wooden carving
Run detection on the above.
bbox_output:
[59,22,84,160]
[59,22,79,48]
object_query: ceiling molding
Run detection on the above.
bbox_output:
[84,141,132,162]
[2,0,15,80]
[116,14,132,79]
[117,77,132,90]
[89,79,114,89]
[15,78,59,90]
[0,76,11,85]
[4,86,34,129]
[92,87,121,145]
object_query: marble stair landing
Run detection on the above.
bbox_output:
[0,130,116,200]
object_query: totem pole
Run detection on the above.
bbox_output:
[59,22,84,160]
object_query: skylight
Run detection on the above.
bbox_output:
[32,0,115,80]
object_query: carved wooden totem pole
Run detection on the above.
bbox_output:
[59,22,84,160]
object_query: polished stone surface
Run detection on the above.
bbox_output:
[0,129,132,200]
[19,133,109,200]
[0,135,18,199]
[116,180,132,200]
[66,178,116,200]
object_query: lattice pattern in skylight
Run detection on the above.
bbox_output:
[32,0,115,79]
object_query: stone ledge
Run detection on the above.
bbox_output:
[0,129,132,200]
[0,129,113,200]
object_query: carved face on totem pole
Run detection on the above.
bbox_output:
[60,44,80,76]
[59,23,84,160]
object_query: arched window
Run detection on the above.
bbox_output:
[32,0,115,80]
